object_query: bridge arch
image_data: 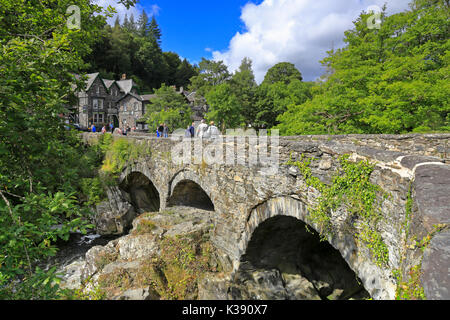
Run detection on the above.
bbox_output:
[119,171,161,213]
[234,196,394,300]
[167,170,215,211]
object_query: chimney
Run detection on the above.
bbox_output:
[121,74,126,80]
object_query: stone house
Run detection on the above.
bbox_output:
[71,73,207,131]
[117,93,147,129]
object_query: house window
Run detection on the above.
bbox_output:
[93,113,103,124]
[93,99,103,110]
[96,86,100,95]
[124,105,127,112]
[134,102,139,111]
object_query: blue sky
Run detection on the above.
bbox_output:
[138,0,264,65]
[102,0,412,82]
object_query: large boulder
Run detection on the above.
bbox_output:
[95,186,137,236]
[59,207,217,300]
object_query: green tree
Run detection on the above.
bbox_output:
[149,15,162,45]
[0,0,122,299]
[189,58,231,96]
[255,79,313,129]
[84,7,197,93]
[230,57,258,127]
[262,62,303,85]
[163,51,183,87]
[277,1,450,135]
[143,84,192,132]
[137,9,150,37]
[175,58,198,89]
[205,83,244,131]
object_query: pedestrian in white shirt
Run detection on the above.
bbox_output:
[196,119,209,139]
[207,121,220,140]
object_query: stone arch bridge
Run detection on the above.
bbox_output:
[83,132,450,300]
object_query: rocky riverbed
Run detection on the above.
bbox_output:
[54,205,371,300]
[56,206,219,300]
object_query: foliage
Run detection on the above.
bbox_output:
[100,136,147,178]
[189,58,231,97]
[151,234,215,300]
[0,0,122,299]
[287,154,389,267]
[80,177,106,206]
[262,62,303,85]
[62,281,107,300]
[198,58,313,130]
[277,1,450,135]
[230,58,258,127]
[142,84,192,132]
[394,223,447,300]
[85,12,197,92]
[395,265,426,300]
[205,83,244,131]
[132,219,157,236]
[256,79,313,129]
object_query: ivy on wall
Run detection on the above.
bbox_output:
[287,154,389,267]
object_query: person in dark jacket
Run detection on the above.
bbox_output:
[157,124,164,138]
[189,122,195,138]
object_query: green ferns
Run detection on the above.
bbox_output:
[287,154,389,267]
[100,135,149,178]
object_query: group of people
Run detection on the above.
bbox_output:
[185,120,220,139]
[89,123,135,136]
[89,120,220,139]
[156,123,169,138]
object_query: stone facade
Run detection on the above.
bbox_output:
[71,74,207,130]
[117,94,146,129]
[81,132,450,300]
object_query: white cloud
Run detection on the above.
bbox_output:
[151,4,161,16]
[213,0,412,83]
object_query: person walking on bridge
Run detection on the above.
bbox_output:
[163,123,169,138]
[189,122,195,138]
[207,121,220,140]
[196,119,209,139]
[157,123,164,138]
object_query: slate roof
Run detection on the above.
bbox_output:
[116,92,143,103]
[140,94,157,102]
[85,73,100,91]
[116,79,137,94]
[103,79,115,89]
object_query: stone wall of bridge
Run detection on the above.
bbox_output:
[82,132,450,300]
